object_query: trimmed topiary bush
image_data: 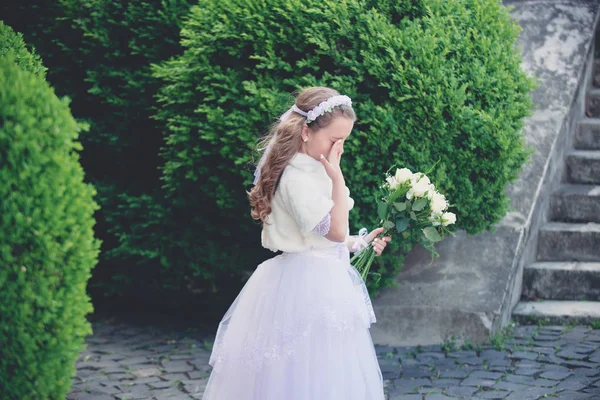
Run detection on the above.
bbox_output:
[154,0,536,294]
[0,21,46,77]
[0,55,101,399]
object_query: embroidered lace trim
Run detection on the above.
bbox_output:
[312,212,331,236]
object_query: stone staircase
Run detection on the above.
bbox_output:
[513,68,600,324]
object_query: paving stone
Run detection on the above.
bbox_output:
[532,378,560,387]
[584,387,600,395]
[148,380,175,389]
[388,381,420,394]
[543,364,571,373]
[493,381,531,391]
[186,370,204,380]
[444,385,478,397]
[514,360,544,369]
[560,360,599,369]
[555,391,596,399]
[388,395,422,400]
[455,356,484,366]
[429,378,460,388]
[514,367,540,376]
[183,383,205,394]
[468,370,504,380]
[401,367,436,379]
[539,369,572,380]
[572,367,600,377]
[558,349,589,360]
[131,367,163,378]
[473,390,511,399]
[556,378,588,391]
[69,394,114,400]
[503,386,557,400]
[415,352,446,363]
[438,369,470,379]
[460,376,496,387]
[506,373,536,384]
[530,346,555,355]
[509,351,539,360]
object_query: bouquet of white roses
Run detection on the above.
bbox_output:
[350,167,456,282]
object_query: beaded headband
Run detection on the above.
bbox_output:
[279,95,353,124]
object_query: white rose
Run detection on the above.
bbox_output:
[426,184,436,199]
[394,168,413,184]
[386,175,399,189]
[430,192,448,214]
[410,175,431,198]
[442,212,456,226]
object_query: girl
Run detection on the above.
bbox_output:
[202,87,391,400]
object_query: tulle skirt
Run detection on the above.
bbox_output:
[202,244,385,400]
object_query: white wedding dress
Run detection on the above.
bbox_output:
[201,243,385,400]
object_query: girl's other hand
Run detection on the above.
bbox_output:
[319,139,344,182]
[365,227,391,257]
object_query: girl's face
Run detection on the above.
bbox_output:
[301,116,354,161]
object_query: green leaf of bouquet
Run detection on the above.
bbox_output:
[396,218,409,233]
[423,227,442,242]
[393,202,407,212]
[410,211,417,220]
[377,202,388,221]
[412,198,428,211]
[383,220,395,230]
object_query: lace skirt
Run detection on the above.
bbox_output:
[202,244,385,400]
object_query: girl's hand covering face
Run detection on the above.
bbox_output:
[319,139,344,182]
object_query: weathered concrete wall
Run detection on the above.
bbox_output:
[371,0,600,346]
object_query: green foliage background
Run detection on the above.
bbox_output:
[154,0,536,294]
[1,0,535,307]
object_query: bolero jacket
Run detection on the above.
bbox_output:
[261,152,354,252]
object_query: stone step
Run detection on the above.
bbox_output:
[537,222,600,262]
[566,150,600,184]
[586,88,600,117]
[550,184,600,222]
[513,300,600,325]
[594,59,600,88]
[575,119,600,150]
[522,262,600,301]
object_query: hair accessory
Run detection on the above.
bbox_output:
[305,95,352,124]
[278,95,352,124]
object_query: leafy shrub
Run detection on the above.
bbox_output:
[0,55,101,398]
[0,21,46,77]
[154,0,535,294]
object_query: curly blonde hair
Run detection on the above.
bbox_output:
[248,87,356,223]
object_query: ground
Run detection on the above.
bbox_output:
[68,316,600,400]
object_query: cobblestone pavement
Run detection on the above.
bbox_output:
[69,317,600,400]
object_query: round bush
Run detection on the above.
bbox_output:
[0,56,101,399]
[153,0,535,293]
[0,21,46,77]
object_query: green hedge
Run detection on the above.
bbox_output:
[154,0,536,294]
[0,21,46,77]
[0,52,101,399]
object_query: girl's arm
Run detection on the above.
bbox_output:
[318,139,349,243]
[325,175,349,242]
